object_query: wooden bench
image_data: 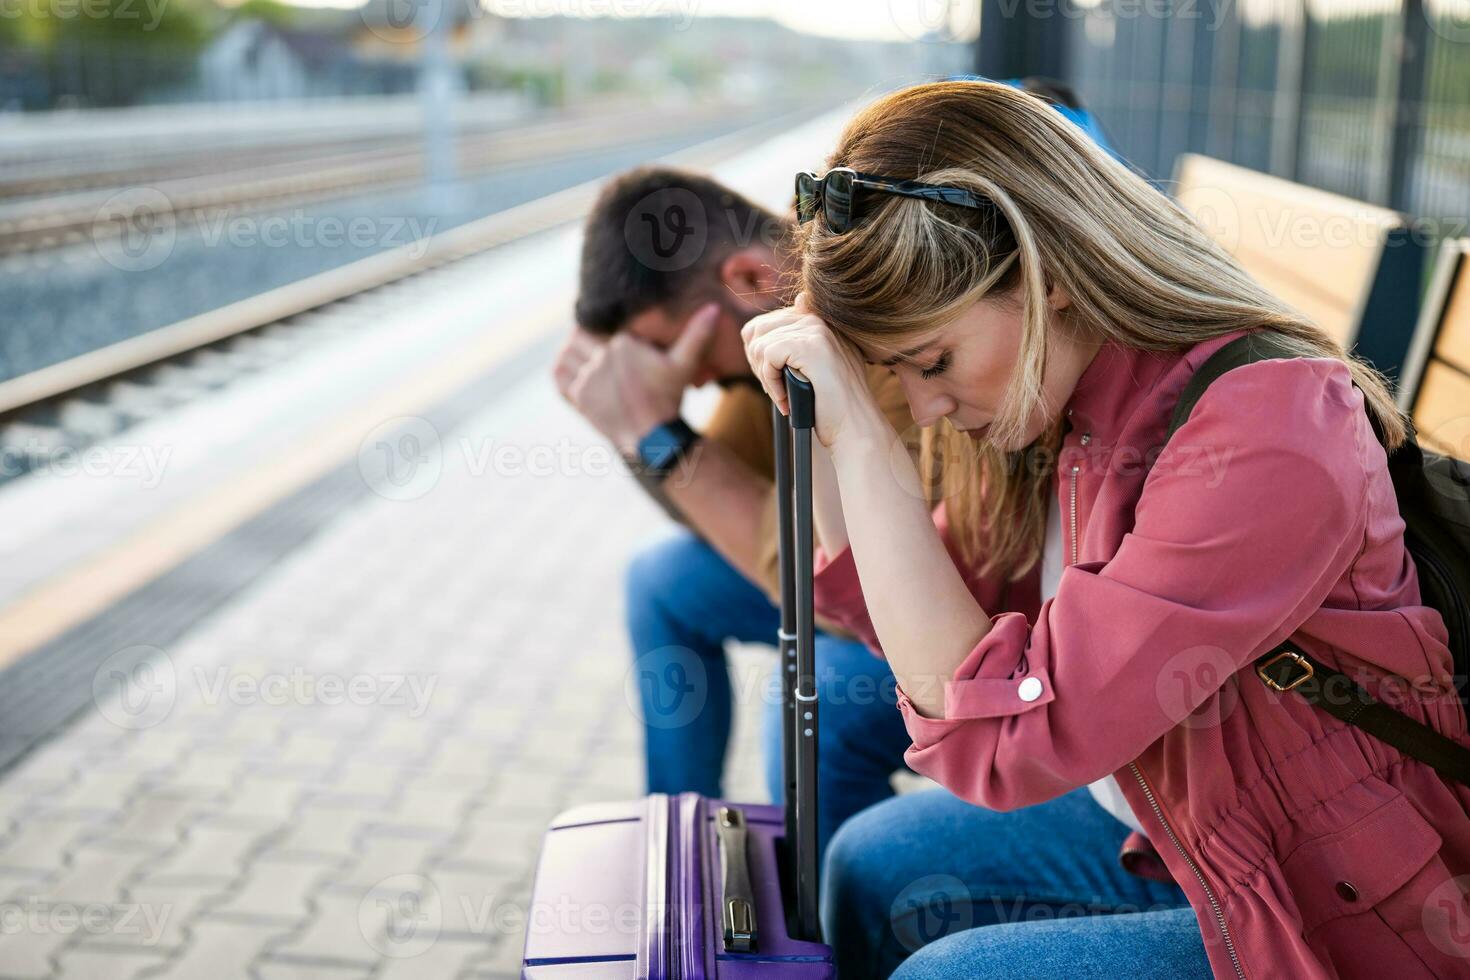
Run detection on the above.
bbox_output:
[1397,238,1470,460]
[1172,154,1426,385]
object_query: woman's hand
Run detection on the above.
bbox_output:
[744,298,992,717]
[740,294,882,451]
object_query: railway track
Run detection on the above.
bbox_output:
[0,102,782,257]
[0,93,537,193]
[0,104,819,488]
[0,126,489,201]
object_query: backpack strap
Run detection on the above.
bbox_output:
[1169,331,1389,444]
[1168,332,1302,439]
[1169,332,1470,786]
[1257,641,1470,786]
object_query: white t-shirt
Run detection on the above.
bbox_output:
[1039,495,1147,838]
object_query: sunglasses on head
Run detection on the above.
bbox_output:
[795,167,993,234]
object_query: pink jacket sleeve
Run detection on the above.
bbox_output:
[825,359,1374,811]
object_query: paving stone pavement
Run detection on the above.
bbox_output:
[0,367,773,978]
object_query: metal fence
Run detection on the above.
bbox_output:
[1063,0,1470,237]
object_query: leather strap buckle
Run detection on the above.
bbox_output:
[1257,649,1314,692]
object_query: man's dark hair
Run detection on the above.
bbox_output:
[575,166,789,336]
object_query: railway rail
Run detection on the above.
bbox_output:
[0,102,785,257]
[0,105,817,488]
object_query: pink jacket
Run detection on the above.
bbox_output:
[813,329,1470,978]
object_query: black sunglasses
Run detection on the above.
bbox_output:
[795,167,992,234]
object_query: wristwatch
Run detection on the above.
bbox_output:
[631,417,702,483]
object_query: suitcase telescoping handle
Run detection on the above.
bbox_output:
[772,366,820,944]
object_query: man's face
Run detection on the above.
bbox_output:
[622,293,769,388]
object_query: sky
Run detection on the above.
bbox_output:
[275,0,983,42]
[532,0,983,41]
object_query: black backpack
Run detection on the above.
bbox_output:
[1166,332,1470,783]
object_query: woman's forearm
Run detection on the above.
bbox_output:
[737,299,989,715]
[811,440,847,556]
[830,410,993,719]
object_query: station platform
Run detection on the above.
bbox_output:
[0,107,854,979]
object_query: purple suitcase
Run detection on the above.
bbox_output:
[523,370,835,977]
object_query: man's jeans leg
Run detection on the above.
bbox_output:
[624,530,780,798]
[762,635,914,866]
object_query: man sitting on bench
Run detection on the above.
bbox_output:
[554,167,916,859]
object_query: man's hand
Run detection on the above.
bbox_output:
[554,302,720,455]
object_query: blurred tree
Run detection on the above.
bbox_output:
[228,0,300,29]
[48,0,212,47]
[1,0,213,108]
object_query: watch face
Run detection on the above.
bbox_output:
[637,421,697,476]
[643,441,680,471]
[639,424,683,471]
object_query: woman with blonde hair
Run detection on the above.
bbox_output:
[743,80,1469,978]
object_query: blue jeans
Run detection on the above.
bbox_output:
[823,788,1213,979]
[625,530,912,861]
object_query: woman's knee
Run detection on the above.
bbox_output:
[889,908,1211,980]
